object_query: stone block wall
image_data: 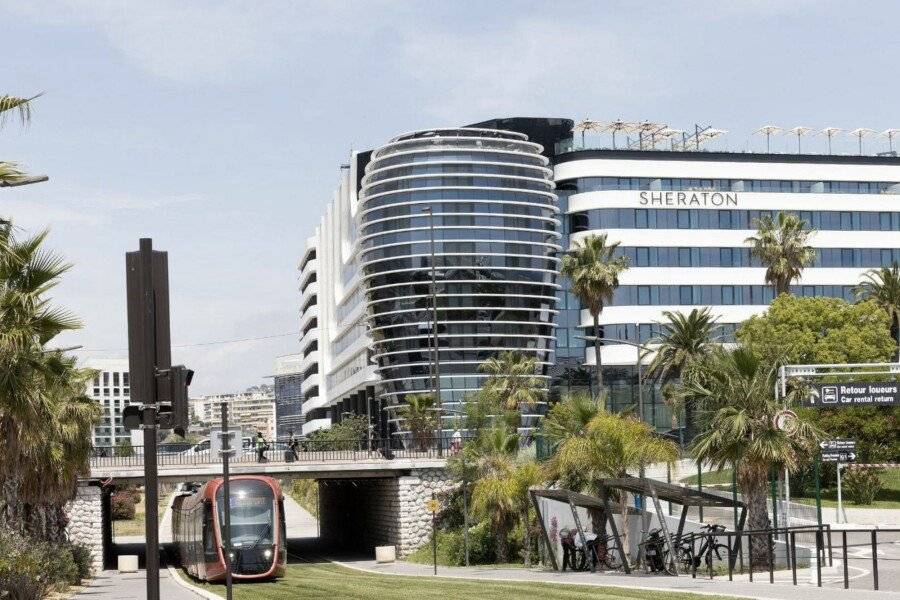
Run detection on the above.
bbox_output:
[396,468,455,557]
[65,484,104,573]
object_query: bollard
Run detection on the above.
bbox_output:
[727,534,733,581]
[815,531,822,587]
[768,531,774,584]
[790,532,797,586]
[842,530,849,590]
[871,530,879,591]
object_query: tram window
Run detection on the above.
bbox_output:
[203,503,217,562]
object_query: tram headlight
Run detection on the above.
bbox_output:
[264,549,272,559]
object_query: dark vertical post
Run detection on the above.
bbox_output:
[770,470,778,531]
[815,530,822,587]
[727,534,733,581]
[768,530,774,583]
[221,404,234,600]
[126,238,170,600]
[697,464,704,522]
[431,492,438,575]
[790,532,797,585]
[731,469,738,532]
[748,534,754,582]
[871,530,879,590]
[842,530,849,589]
[531,491,558,571]
[814,458,823,528]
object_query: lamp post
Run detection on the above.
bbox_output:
[421,207,443,456]
[578,331,650,426]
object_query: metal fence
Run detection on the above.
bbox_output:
[677,523,899,591]
[89,437,455,468]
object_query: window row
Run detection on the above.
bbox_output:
[367,278,558,301]
[365,163,548,185]
[370,150,546,171]
[365,254,558,275]
[579,208,900,231]
[370,309,554,330]
[361,240,557,262]
[364,201,555,222]
[361,214,557,235]
[360,188,555,210]
[364,175,553,196]
[617,246,900,268]
[614,285,855,306]
[373,138,537,161]
[571,177,900,194]
[361,228,557,248]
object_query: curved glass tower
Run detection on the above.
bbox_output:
[358,127,561,433]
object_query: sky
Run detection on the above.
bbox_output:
[2,0,899,395]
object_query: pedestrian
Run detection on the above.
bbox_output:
[256,431,269,463]
[288,429,299,462]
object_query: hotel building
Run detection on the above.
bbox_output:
[299,118,900,436]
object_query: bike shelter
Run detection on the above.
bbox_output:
[600,476,747,575]
[530,488,639,574]
[531,477,746,577]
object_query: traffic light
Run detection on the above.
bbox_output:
[156,365,194,437]
[122,404,143,431]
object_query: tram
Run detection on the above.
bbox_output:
[172,475,287,581]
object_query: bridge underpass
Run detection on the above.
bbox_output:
[69,452,454,571]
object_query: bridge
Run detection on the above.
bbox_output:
[70,441,455,573]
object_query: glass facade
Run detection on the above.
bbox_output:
[274,370,303,440]
[573,176,899,194]
[579,208,900,231]
[359,127,560,432]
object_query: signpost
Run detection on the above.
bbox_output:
[806,383,899,408]
[820,440,857,523]
[426,494,440,575]
[124,239,193,600]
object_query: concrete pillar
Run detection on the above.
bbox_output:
[65,483,105,573]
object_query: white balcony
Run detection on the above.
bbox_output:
[301,371,321,395]
[301,394,328,415]
[300,281,318,307]
[299,304,318,332]
[300,350,319,374]
[300,326,319,352]
[302,417,330,436]
[300,259,317,289]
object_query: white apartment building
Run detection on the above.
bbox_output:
[85,357,131,448]
[194,386,276,439]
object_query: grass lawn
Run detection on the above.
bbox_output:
[681,468,900,509]
[113,489,179,537]
[188,561,745,600]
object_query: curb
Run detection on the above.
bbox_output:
[167,566,222,600]
[329,559,779,600]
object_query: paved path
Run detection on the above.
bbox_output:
[337,558,900,600]
[72,568,203,600]
[284,494,319,538]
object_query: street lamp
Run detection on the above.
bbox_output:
[420,207,442,456]
[577,329,651,425]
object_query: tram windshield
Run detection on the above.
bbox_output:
[216,479,275,548]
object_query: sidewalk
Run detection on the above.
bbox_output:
[72,568,204,600]
[336,558,900,600]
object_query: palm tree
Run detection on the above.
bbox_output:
[560,234,630,398]
[746,212,816,296]
[646,308,718,442]
[543,395,678,549]
[0,222,98,539]
[507,461,544,568]
[478,351,545,411]
[396,393,437,451]
[467,424,520,562]
[1,94,41,187]
[678,346,821,567]
[854,262,900,360]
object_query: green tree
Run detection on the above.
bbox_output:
[645,308,718,439]
[854,262,900,361]
[543,395,677,549]
[679,346,821,566]
[467,425,520,562]
[114,439,135,458]
[478,351,545,411]
[560,233,630,398]
[396,393,437,451]
[1,94,42,188]
[745,212,816,296]
[0,223,99,541]
[737,294,898,465]
[507,461,543,568]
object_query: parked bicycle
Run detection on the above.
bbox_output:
[639,528,676,575]
[677,524,729,573]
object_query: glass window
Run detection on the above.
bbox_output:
[722,286,735,305]
[679,286,693,304]
[677,210,690,229]
[637,286,651,305]
[635,209,648,229]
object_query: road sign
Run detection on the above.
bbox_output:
[211,427,240,457]
[806,383,899,408]
[820,439,857,463]
[773,409,798,434]
[425,498,441,513]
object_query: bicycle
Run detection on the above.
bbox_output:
[572,533,625,571]
[677,524,730,574]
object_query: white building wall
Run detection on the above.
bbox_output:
[556,154,900,367]
[84,358,130,449]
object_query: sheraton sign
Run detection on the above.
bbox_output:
[639,191,738,207]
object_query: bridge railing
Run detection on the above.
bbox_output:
[89,437,456,468]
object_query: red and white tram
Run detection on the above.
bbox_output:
[172,475,287,581]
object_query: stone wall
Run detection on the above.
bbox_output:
[65,484,104,573]
[396,468,455,557]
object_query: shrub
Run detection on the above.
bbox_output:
[844,466,883,505]
[0,527,86,599]
[70,543,94,580]
[447,520,497,565]
[111,488,140,520]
